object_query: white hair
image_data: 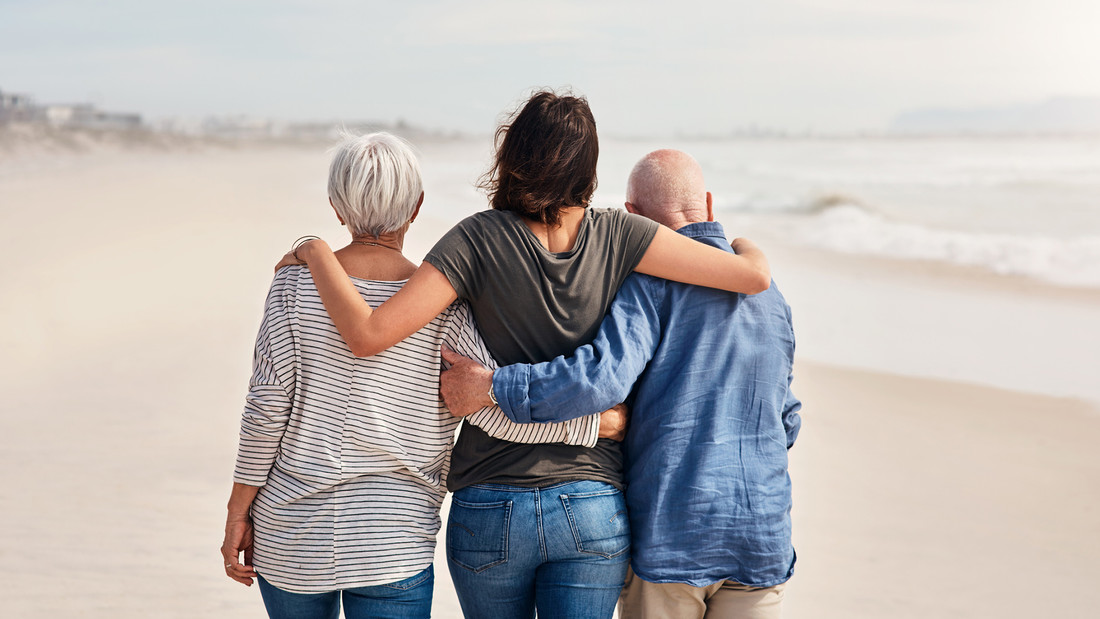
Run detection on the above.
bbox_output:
[626,149,706,212]
[327,131,423,237]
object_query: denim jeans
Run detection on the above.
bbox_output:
[256,565,434,619]
[446,480,630,619]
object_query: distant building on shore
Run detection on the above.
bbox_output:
[4,86,449,141]
[0,89,38,123]
[43,103,142,130]
[1,87,142,130]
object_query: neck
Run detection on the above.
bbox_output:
[348,229,405,252]
[644,207,709,231]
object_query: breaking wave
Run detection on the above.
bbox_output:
[742,197,1100,289]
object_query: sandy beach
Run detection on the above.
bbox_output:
[1,142,1097,618]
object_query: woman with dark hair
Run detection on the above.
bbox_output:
[282,91,770,618]
[221,132,601,619]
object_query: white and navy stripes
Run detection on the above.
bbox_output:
[233,266,597,593]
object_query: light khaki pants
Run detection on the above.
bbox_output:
[618,567,785,619]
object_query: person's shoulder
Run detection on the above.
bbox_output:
[455,208,514,230]
[764,279,793,311]
[587,207,658,235]
[272,264,313,288]
[587,206,631,223]
[739,278,793,316]
[264,265,311,314]
[434,209,515,247]
[618,269,667,301]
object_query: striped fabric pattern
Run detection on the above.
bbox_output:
[233,266,597,593]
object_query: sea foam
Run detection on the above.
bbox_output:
[786,202,1100,288]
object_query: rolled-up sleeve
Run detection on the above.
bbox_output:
[495,275,663,424]
[233,279,296,486]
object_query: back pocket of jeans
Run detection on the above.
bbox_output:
[560,490,630,559]
[447,498,511,573]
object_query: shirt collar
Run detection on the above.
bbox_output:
[676,221,726,239]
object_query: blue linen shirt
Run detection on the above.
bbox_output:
[493,221,801,587]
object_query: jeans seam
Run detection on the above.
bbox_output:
[501,500,511,570]
[535,486,547,563]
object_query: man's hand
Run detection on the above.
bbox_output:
[221,514,257,586]
[598,403,629,441]
[440,347,494,417]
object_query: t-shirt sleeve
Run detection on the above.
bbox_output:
[422,215,485,302]
[608,209,660,282]
[443,302,601,448]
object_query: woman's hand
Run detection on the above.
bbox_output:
[274,238,331,273]
[221,482,261,586]
[729,237,760,255]
[221,514,257,586]
[274,251,303,273]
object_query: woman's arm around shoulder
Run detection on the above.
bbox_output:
[634,225,770,294]
[294,239,459,356]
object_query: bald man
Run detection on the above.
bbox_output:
[441,150,801,618]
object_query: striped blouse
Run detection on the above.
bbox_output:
[233,266,598,593]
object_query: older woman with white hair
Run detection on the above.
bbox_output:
[220,132,603,619]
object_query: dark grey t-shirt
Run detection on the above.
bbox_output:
[424,207,659,491]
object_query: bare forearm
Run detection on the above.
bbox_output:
[636,226,770,294]
[296,242,459,356]
[298,241,381,352]
[227,482,261,518]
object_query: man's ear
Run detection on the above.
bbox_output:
[705,192,714,222]
[410,192,424,223]
[330,197,346,225]
[624,201,639,215]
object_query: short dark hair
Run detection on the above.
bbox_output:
[480,90,599,225]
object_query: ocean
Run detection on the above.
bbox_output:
[417,135,1100,404]
[421,136,1100,288]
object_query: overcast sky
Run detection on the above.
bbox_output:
[3,0,1099,136]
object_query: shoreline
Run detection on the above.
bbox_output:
[3,142,1097,618]
[740,223,1100,305]
[737,222,1100,405]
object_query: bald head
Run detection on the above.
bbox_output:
[625,149,712,229]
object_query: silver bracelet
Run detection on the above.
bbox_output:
[488,381,498,406]
[291,235,321,262]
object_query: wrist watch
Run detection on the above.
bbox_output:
[488,381,498,406]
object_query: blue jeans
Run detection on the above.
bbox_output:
[256,566,434,619]
[446,480,630,619]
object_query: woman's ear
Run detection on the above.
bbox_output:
[410,192,424,223]
[329,197,346,225]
